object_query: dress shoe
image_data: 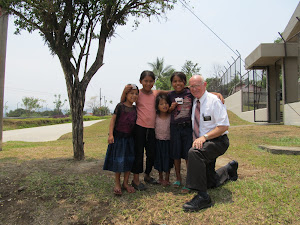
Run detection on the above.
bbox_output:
[227,160,238,181]
[183,194,212,212]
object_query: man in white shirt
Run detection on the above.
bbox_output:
[183,75,238,212]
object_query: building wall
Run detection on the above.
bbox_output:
[268,65,281,123]
[225,90,268,123]
[283,57,298,103]
[225,90,242,115]
[226,90,300,125]
[284,102,300,126]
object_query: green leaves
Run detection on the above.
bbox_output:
[148,57,174,90]
[3,0,179,160]
[22,96,43,114]
[148,57,201,90]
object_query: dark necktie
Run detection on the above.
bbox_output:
[193,100,200,141]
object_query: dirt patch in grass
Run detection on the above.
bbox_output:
[0,154,261,225]
[0,158,112,224]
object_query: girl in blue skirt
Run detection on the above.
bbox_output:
[154,93,173,186]
[103,84,139,195]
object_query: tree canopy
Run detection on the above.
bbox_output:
[22,96,43,113]
[181,60,200,86]
[148,58,201,90]
[2,0,178,160]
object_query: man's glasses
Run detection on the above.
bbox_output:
[190,83,204,89]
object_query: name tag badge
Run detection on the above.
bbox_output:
[203,115,211,121]
[175,97,183,104]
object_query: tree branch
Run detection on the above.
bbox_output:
[75,18,92,76]
[68,4,88,50]
[84,19,98,76]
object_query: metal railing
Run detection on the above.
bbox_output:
[241,70,267,112]
[217,56,242,98]
[217,56,267,113]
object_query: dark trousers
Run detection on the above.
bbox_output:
[131,124,156,175]
[186,135,230,192]
[170,122,193,160]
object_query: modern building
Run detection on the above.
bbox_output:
[226,2,300,126]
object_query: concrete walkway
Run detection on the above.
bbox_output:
[2,120,103,142]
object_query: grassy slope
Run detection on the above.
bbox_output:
[227,110,253,126]
[0,112,299,224]
[2,116,110,131]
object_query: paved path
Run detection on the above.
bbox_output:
[2,120,103,142]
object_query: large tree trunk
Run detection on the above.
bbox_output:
[58,53,87,161]
[70,86,85,160]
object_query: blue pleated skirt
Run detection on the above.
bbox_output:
[154,139,174,172]
[103,136,135,172]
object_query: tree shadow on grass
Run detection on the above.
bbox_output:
[0,157,236,224]
[0,157,107,224]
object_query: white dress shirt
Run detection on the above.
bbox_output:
[191,91,230,137]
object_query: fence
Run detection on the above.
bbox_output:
[217,56,242,98]
[217,57,267,113]
[240,70,267,112]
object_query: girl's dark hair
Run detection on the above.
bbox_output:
[170,72,186,85]
[140,70,155,81]
[155,93,170,114]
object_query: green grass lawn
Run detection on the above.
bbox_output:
[0,112,299,224]
[2,115,110,131]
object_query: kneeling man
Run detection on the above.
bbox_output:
[183,75,238,212]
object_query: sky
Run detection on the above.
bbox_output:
[3,0,300,114]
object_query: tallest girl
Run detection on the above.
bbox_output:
[121,70,168,190]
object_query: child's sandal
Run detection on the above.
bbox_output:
[173,181,181,188]
[181,186,191,194]
[162,181,170,187]
[113,187,122,196]
[122,184,135,193]
[158,180,164,185]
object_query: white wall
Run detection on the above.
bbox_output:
[226,90,300,125]
[225,90,268,123]
[284,102,300,126]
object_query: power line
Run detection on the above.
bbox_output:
[179,1,299,121]
[178,0,239,57]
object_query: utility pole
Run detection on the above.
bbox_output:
[99,88,102,107]
[103,96,107,115]
[0,7,8,151]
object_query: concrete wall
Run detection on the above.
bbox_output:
[284,102,300,126]
[225,90,268,123]
[268,65,281,123]
[225,90,242,115]
[226,90,300,126]
[283,57,299,103]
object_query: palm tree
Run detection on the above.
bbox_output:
[148,57,174,90]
